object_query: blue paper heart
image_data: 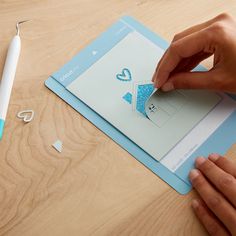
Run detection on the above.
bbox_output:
[116,68,132,82]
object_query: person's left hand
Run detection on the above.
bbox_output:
[189,153,236,236]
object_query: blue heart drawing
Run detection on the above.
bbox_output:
[116,68,132,82]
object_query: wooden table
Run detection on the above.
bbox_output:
[1,1,236,235]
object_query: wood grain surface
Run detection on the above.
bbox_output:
[0,1,236,235]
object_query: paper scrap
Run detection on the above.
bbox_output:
[17,110,35,123]
[52,140,63,153]
[123,92,132,104]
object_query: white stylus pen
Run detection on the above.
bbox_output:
[0,21,27,140]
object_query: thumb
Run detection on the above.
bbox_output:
[161,71,216,91]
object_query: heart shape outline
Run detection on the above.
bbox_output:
[116,68,132,82]
[17,110,35,123]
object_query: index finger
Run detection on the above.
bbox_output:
[189,169,236,233]
[196,157,236,207]
[153,28,211,88]
[209,154,236,178]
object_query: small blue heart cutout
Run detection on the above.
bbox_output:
[116,68,132,82]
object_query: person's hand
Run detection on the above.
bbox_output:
[152,13,236,93]
[189,154,236,236]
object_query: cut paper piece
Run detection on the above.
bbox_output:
[116,68,132,82]
[17,110,35,123]
[136,84,154,115]
[123,92,132,104]
[52,140,63,153]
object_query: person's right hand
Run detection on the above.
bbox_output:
[152,13,236,93]
[189,154,236,236]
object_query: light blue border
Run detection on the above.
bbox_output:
[45,16,236,194]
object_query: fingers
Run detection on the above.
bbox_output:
[152,13,233,89]
[192,198,230,236]
[152,50,168,82]
[171,52,212,74]
[153,29,211,88]
[161,71,215,92]
[189,168,236,232]
[172,20,216,43]
[172,13,232,42]
[195,157,236,207]
[209,153,236,178]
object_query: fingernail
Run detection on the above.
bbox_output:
[189,169,200,182]
[209,153,220,162]
[161,82,174,92]
[195,157,206,168]
[192,199,199,209]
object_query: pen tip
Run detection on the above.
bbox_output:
[16,20,29,36]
